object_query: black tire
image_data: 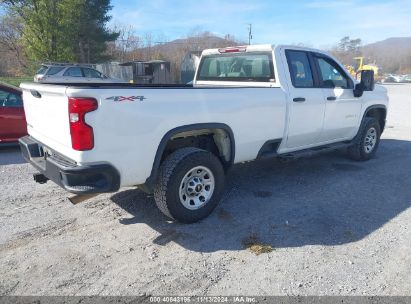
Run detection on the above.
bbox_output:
[153,147,225,223]
[347,117,381,161]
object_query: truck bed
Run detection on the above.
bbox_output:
[20,81,287,187]
[39,82,194,88]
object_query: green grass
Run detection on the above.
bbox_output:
[0,76,33,87]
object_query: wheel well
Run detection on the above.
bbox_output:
[160,128,232,167]
[365,107,386,131]
[142,124,235,193]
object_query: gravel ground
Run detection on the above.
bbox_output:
[1,84,411,296]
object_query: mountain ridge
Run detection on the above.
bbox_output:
[362,37,411,73]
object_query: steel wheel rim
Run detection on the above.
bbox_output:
[364,127,377,153]
[179,166,215,210]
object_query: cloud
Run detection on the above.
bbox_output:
[110,0,266,42]
[305,0,353,8]
[302,0,411,43]
[340,0,411,31]
[110,0,411,46]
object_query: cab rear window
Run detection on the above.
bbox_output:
[197,52,275,82]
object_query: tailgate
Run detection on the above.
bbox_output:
[20,83,71,149]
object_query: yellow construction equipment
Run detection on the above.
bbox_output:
[345,57,380,81]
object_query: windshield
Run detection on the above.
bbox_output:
[36,66,48,75]
[197,52,275,82]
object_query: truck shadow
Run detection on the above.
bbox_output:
[0,145,26,165]
[111,139,411,252]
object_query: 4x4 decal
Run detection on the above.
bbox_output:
[106,96,146,102]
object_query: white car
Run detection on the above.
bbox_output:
[20,44,388,223]
[34,64,124,83]
[382,74,401,83]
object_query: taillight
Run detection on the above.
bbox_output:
[68,97,98,151]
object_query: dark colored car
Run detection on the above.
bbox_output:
[0,82,27,144]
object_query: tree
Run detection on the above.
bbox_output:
[2,0,68,62]
[108,24,141,62]
[67,0,119,63]
[104,28,242,82]
[337,36,362,54]
[0,13,27,72]
[2,0,119,63]
[332,36,363,65]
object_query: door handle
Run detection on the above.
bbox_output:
[293,97,306,102]
[327,96,337,101]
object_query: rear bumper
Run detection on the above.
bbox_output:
[19,136,120,194]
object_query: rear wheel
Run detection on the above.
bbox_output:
[347,117,381,161]
[153,147,225,223]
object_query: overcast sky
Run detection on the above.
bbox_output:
[111,0,411,47]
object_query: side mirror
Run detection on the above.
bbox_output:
[354,70,375,97]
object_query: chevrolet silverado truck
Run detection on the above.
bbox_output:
[19,44,389,223]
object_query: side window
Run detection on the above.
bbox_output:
[63,67,83,77]
[46,67,64,76]
[0,89,23,107]
[286,50,314,88]
[315,57,350,89]
[83,68,102,78]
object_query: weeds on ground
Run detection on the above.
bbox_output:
[242,233,273,255]
[0,76,33,87]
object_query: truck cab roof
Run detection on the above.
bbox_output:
[201,44,333,56]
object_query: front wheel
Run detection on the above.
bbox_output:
[153,147,225,223]
[347,117,381,161]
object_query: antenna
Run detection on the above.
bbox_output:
[247,24,253,45]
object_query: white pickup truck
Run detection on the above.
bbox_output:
[19,44,388,223]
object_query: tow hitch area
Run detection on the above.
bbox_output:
[33,173,49,184]
[68,194,99,205]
